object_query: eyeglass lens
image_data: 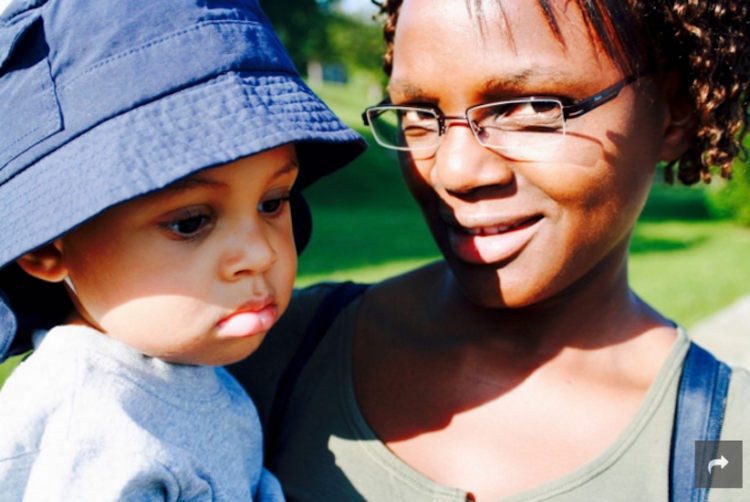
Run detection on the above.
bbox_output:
[367,100,567,156]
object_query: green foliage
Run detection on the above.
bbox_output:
[260,0,340,74]
[324,12,386,82]
[260,0,385,84]
[706,159,750,226]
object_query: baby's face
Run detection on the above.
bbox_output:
[58,145,299,365]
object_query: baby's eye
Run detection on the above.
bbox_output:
[160,211,213,239]
[258,195,290,216]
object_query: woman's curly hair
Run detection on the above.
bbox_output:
[372,0,750,185]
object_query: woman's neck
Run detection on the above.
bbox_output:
[386,259,674,365]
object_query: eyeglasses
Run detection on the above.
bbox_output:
[362,72,645,157]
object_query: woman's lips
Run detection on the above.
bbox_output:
[448,215,543,264]
[217,302,278,338]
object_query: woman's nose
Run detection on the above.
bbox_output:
[432,121,515,194]
[219,225,277,280]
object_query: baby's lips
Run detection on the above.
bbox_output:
[217,305,278,337]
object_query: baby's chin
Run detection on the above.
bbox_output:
[65,306,270,366]
[63,309,104,331]
[151,335,267,367]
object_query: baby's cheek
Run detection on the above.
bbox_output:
[98,295,211,356]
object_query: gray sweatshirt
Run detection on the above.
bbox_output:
[0,325,284,501]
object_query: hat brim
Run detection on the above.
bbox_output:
[0,71,365,268]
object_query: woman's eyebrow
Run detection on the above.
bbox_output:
[387,80,429,100]
[480,69,570,93]
[389,69,570,100]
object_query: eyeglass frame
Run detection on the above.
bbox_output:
[361,71,647,152]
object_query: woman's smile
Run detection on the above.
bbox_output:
[445,213,544,265]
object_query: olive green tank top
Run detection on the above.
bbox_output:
[234,284,750,501]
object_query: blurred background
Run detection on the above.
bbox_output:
[0,0,747,327]
[0,0,748,382]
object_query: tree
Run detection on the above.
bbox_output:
[325,10,386,78]
[260,0,341,75]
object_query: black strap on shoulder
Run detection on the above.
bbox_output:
[266,281,369,459]
[670,342,732,502]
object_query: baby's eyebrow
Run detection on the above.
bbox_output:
[139,177,227,205]
[150,162,299,201]
[158,177,227,197]
[271,161,299,180]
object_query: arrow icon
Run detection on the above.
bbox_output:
[708,455,729,474]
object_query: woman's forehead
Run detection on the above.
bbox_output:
[394,0,609,56]
[390,0,618,96]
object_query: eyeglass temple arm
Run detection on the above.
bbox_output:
[562,74,639,119]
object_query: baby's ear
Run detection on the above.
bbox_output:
[16,241,68,283]
[658,70,696,163]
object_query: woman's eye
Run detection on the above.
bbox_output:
[258,196,290,216]
[528,101,562,116]
[480,100,563,130]
[161,212,212,239]
[401,109,434,123]
[500,101,559,118]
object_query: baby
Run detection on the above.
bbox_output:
[0,0,364,499]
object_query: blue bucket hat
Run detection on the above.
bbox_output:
[0,0,367,361]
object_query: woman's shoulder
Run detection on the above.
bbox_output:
[282,264,443,330]
[290,281,343,306]
[364,261,447,308]
[279,281,367,337]
[227,281,363,420]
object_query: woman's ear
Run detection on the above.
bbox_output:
[15,241,68,283]
[658,70,696,163]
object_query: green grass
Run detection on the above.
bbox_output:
[296,81,441,285]
[630,181,750,327]
[0,353,27,390]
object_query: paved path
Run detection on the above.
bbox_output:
[691,295,750,369]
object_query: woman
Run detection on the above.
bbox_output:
[231,0,750,500]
